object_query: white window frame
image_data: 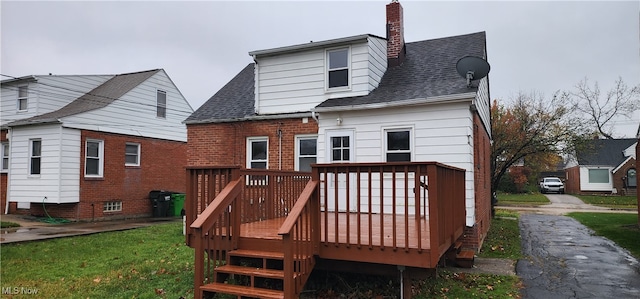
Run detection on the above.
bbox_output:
[85,139,104,178]
[29,139,41,176]
[17,85,28,111]
[247,137,268,169]
[103,201,122,212]
[125,143,140,166]
[1,142,9,172]
[325,47,351,91]
[326,130,354,163]
[156,89,167,118]
[295,135,317,172]
[384,128,413,162]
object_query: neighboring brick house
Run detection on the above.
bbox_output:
[1,69,193,220]
[565,138,637,196]
[185,1,491,249]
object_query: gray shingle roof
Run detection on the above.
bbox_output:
[577,138,637,167]
[8,69,160,127]
[185,31,486,123]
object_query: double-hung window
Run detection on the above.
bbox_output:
[157,90,167,118]
[247,137,268,169]
[327,48,349,89]
[17,86,28,111]
[30,139,41,175]
[125,143,140,166]
[296,135,317,172]
[85,139,104,177]
[385,129,412,162]
[1,142,9,172]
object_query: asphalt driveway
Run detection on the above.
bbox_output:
[518,213,640,298]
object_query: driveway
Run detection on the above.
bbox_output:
[518,214,640,298]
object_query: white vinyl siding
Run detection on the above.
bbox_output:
[60,71,192,142]
[255,36,387,115]
[8,124,81,204]
[0,75,111,127]
[579,166,613,192]
[317,101,477,225]
[475,77,491,138]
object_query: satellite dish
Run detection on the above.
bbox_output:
[456,56,490,88]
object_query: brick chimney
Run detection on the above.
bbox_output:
[386,0,405,67]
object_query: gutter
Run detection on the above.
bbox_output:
[184,112,313,125]
[313,92,477,113]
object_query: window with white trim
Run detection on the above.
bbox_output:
[1,142,9,172]
[157,90,167,118]
[125,143,140,166]
[85,139,104,177]
[103,201,122,212]
[330,136,350,162]
[17,86,28,111]
[296,135,317,172]
[29,139,41,175]
[385,129,411,162]
[247,137,268,169]
[588,169,609,184]
[327,48,349,89]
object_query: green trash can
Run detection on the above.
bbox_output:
[170,193,186,216]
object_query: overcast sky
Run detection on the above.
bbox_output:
[2,1,639,137]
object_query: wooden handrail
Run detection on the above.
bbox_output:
[191,177,243,232]
[278,180,318,235]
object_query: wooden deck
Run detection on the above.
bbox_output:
[239,212,431,249]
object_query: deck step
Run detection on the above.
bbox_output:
[455,249,475,268]
[201,282,284,299]
[215,265,285,279]
[229,249,284,260]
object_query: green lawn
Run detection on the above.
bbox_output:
[568,212,640,259]
[496,193,550,206]
[479,209,522,259]
[574,195,638,209]
[2,219,523,299]
[1,223,194,298]
[1,221,20,228]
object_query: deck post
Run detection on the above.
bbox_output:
[193,228,204,299]
[282,234,294,298]
[311,166,321,254]
[427,164,440,267]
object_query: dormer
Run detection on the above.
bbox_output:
[249,34,388,115]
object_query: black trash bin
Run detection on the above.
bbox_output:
[149,190,172,217]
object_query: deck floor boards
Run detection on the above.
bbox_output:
[239,212,431,250]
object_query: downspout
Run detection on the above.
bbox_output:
[277,124,282,170]
[4,129,12,214]
[311,109,319,123]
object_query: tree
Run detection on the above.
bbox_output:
[490,92,589,201]
[568,77,640,139]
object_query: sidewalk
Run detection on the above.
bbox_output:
[1,214,181,244]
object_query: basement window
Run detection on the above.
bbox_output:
[103,201,122,212]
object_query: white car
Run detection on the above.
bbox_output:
[539,177,565,194]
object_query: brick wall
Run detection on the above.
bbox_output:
[612,158,636,195]
[26,130,187,221]
[187,118,318,170]
[462,113,492,251]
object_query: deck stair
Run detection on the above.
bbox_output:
[201,249,287,299]
[445,240,476,268]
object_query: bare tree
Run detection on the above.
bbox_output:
[569,77,640,139]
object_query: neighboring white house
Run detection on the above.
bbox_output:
[1,69,194,220]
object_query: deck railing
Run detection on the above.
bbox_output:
[313,162,466,267]
[278,179,319,298]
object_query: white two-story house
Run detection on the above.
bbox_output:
[1,69,193,220]
[185,1,491,249]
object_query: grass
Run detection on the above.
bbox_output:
[478,210,522,259]
[496,193,550,206]
[413,271,521,298]
[1,221,21,228]
[1,222,194,299]
[574,195,638,209]
[568,212,640,259]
